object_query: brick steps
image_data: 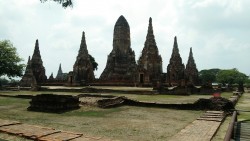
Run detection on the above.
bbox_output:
[169,111,225,141]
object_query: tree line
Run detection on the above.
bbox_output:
[199,68,249,91]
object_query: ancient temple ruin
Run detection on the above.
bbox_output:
[20,40,47,86]
[30,40,47,83]
[19,56,37,87]
[137,17,162,86]
[48,73,54,81]
[55,63,67,81]
[100,15,137,84]
[166,37,185,86]
[70,31,95,86]
[185,47,199,86]
[56,64,63,79]
[19,16,201,89]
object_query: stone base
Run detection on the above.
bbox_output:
[28,94,80,113]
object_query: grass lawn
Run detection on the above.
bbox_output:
[235,92,250,121]
[0,90,232,104]
[42,86,153,91]
[0,93,203,141]
[0,90,233,141]
[0,90,80,96]
[112,92,232,104]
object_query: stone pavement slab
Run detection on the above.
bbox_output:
[0,119,20,127]
[38,131,82,141]
[0,119,113,141]
[70,136,113,141]
[0,124,59,140]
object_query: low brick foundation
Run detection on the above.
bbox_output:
[28,94,80,113]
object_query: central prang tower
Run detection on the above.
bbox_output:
[100,15,137,83]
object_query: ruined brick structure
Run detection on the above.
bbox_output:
[30,40,47,83]
[166,37,185,86]
[20,40,47,86]
[137,17,162,86]
[71,31,94,86]
[28,94,80,113]
[20,16,201,89]
[55,63,67,81]
[185,47,199,86]
[19,56,37,87]
[56,64,63,80]
[48,73,54,81]
[100,15,137,83]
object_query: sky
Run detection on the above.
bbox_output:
[0,0,250,78]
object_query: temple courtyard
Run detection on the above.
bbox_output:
[1,87,248,141]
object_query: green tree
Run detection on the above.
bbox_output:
[40,0,73,8]
[216,68,248,92]
[89,54,98,71]
[199,69,220,85]
[0,77,9,86]
[0,40,25,78]
[245,76,250,88]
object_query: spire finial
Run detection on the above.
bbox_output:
[147,17,154,39]
[58,63,62,73]
[190,47,193,55]
[35,39,39,49]
[78,30,89,56]
[174,36,178,48]
[32,39,41,59]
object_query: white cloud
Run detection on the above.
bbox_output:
[0,0,249,78]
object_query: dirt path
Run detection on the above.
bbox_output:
[0,119,112,141]
[169,111,225,141]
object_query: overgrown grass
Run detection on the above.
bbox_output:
[63,107,124,117]
[220,92,233,99]
[0,90,234,141]
[0,90,80,96]
[0,95,203,141]
[110,92,232,104]
[236,93,250,121]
